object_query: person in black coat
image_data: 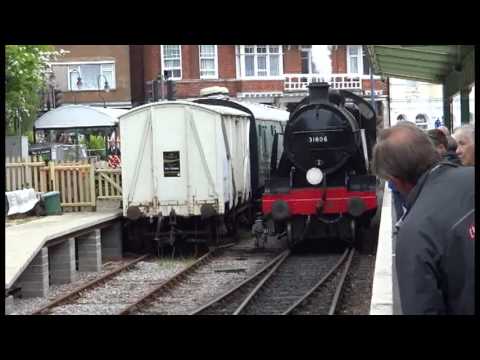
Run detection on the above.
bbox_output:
[427,129,461,165]
[372,123,475,315]
[438,126,461,164]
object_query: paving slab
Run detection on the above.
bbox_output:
[5,211,122,290]
[370,183,394,315]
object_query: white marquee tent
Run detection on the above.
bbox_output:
[35,105,128,130]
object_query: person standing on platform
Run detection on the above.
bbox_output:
[438,126,460,163]
[372,123,475,315]
[453,124,475,166]
[427,129,461,165]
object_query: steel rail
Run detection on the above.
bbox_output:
[189,249,289,315]
[232,249,291,315]
[328,248,355,315]
[117,243,235,315]
[282,248,351,315]
[32,254,150,315]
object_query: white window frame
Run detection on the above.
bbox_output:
[199,45,218,79]
[237,45,284,80]
[161,45,182,80]
[51,61,116,91]
[300,45,316,74]
[347,45,363,75]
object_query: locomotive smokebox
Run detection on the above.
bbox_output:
[308,82,330,104]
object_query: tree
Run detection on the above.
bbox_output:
[5,45,64,136]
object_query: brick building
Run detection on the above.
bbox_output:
[129,45,389,123]
[47,45,390,123]
[50,45,132,108]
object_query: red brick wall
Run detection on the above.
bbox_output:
[362,79,389,94]
[54,45,131,104]
[182,45,199,80]
[174,79,285,98]
[218,45,236,78]
[175,80,236,98]
[143,45,161,82]
[332,45,347,73]
[238,80,284,92]
[284,46,301,73]
[129,45,145,104]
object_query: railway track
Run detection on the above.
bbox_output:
[32,254,150,315]
[31,235,355,315]
[189,249,289,315]
[190,247,355,315]
[118,242,280,315]
[284,248,355,315]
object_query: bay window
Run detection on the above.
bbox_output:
[239,45,282,78]
[67,62,116,91]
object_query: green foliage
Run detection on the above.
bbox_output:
[87,134,105,150]
[25,130,34,144]
[86,134,106,159]
[5,45,55,136]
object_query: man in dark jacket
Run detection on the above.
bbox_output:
[438,126,460,163]
[427,129,462,165]
[372,123,475,315]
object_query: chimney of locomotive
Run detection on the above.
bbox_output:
[308,82,330,104]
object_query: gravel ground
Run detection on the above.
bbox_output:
[48,259,191,315]
[8,257,192,315]
[133,249,278,315]
[336,254,376,315]
[8,259,127,315]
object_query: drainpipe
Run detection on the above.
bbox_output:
[460,86,470,124]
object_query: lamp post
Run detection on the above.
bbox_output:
[48,72,56,109]
[97,74,110,108]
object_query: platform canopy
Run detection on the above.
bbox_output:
[35,105,128,130]
[366,45,474,97]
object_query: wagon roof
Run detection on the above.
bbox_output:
[231,101,290,122]
[118,100,250,119]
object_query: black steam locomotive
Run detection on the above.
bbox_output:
[256,82,378,247]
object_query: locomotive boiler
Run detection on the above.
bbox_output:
[256,82,378,248]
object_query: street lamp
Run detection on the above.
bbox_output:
[47,72,56,109]
[97,74,110,108]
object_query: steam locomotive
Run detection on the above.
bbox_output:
[255,82,378,248]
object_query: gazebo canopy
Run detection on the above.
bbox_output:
[35,105,128,130]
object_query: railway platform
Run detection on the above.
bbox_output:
[369,183,401,315]
[5,211,123,300]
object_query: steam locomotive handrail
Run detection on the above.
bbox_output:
[291,128,347,134]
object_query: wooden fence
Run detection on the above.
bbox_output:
[97,168,122,200]
[6,156,48,193]
[5,157,122,212]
